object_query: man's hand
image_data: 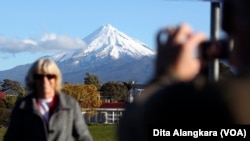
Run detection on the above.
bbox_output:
[156,24,207,82]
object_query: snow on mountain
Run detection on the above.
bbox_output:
[0,24,156,84]
[48,24,156,71]
[51,24,154,62]
[83,24,154,59]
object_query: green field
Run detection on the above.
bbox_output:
[0,129,5,141]
[0,125,118,141]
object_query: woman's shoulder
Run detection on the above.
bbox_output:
[57,92,78,104]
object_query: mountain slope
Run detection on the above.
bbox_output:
[0,24,156,84]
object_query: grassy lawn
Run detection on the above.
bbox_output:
[88,124,118,141]
[0,128,5,141]
[0,124,118,141]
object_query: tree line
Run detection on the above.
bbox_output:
[0,63,234,126]
[0,72,137,127]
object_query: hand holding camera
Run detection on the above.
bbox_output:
[155,24,206,82]
[199,39,233,61]
[155,24,233,82]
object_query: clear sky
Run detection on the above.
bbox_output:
[0,0,213,71]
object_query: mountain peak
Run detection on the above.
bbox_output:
[102,24,115,30]
[84,24,119,44]
[83,24,155,60]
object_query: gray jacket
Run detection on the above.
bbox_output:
[4,92,93,141]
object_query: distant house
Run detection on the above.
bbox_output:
[101,83,147,103]
[83,84,147,124]
[134,84,147,96]
[83,102,126,124]
[128,84,147,103]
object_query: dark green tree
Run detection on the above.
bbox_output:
[100,81,129,102]
[121,81,137,92]
[219,62,234,81]
[84,73,102,90]
[1,79,26,109]
[1,79,26,96]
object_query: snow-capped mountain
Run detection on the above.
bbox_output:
[0,24,156,84]
[83,24,154,59]
[53,24,154,62]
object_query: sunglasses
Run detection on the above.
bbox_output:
[34,74,56,80]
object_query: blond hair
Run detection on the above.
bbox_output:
[25,58,62,93]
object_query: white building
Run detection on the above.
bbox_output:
[83,102,125,124]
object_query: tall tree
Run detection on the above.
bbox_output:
[100,81,129,102]
[122,81,137,93]
[84,72,102,90]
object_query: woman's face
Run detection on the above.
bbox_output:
[34,73,57,98]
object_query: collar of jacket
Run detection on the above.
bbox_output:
[20,92,71,113]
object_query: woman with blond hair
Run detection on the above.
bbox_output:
[4,58,93,141]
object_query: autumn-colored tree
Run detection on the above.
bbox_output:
[62,83,102,122]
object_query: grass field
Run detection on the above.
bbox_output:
[0,129,5,141]
[0,124,118,141]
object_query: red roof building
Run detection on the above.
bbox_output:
[0,91,6,99]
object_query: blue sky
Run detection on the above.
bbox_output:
[0,0,212,71]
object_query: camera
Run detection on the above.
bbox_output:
[198,39,234,60]
[156,30,234,61]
